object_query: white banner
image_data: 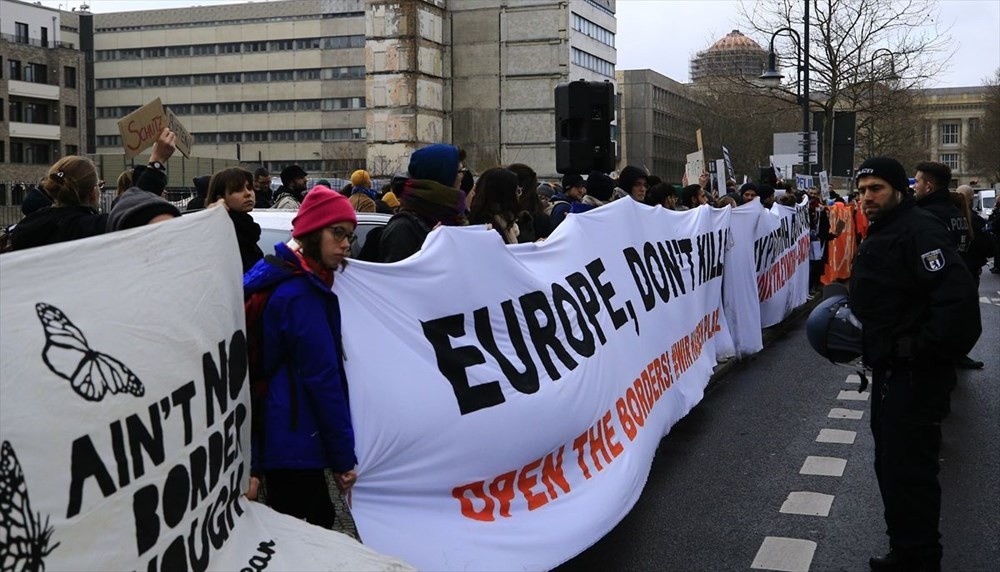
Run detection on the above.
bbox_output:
[755,199,812,327]
[0,209,411,572]
[338,200,736,570]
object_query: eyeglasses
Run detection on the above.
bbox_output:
[326,226,357,244]
[97,181,106,191]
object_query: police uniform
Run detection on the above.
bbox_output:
[850,158,980,571]
[916,187,971,259]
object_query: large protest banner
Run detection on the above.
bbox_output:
[0,209,411,572]
[754,198,812,327]
[336,200,738,571]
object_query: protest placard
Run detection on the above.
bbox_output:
[117,98,193,158]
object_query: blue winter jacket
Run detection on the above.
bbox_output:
[243,242,357,474]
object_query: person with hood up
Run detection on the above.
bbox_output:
[377,144,467,262]
[11,128,176,251]
[242,186,358,528]
[205,167,264,273]
[186,175,211,211]
[20,177,54,216]
[618,165,649,203]
[347,169,377,211]
[272,165,308,209]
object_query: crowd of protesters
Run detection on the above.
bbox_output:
[2,126,996,539]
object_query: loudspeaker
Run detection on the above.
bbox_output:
[759,166,778,187]
[555,81,615,174]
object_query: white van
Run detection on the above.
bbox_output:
[972,188,995,220]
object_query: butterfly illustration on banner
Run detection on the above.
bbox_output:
[0,440,60,572]
[35,303,145,402]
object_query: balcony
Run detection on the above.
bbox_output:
[6,80,61,101]
[0,33,74,49]
[8,122,61,141]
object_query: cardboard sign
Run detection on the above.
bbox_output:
[819,171,830,199]
[686,151,705,186]
[117,98,193,158]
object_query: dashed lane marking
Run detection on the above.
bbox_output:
[800,456,847,477]
[980,291,1000,306]
[751,537,817,571]
[837,389,869,401]
[828,407,864,420]
[816,428,857,444]
[780,491,835,516]
[845,374,860,384]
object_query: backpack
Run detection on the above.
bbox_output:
[544,199,570,217]
[245,255,305,434]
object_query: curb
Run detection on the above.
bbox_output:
[707,294,824,392]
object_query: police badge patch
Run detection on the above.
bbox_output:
[921,249,945,272]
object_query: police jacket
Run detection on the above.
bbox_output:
[917,188,969,253]
[849,197,980,369]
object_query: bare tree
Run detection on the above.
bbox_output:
[736,0,953,171]
[965,69,1000,184]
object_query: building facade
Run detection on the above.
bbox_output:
[1,0,88,189]
[616,69,703,182]
[918,86,991,187]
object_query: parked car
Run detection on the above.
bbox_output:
[250,209,391,259]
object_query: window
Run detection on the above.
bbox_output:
[571,47,614,77]
[295,38,321,50]
[246,131,268,142]
[939,153,959,170]
[219,132,242,143]
[193,44,215,56]
[145,76,167,87]
[24,102,49,124]
[194,103,216,114]
[323,128,366,140]
[244,71,267,83]
[297,69,320,80]
[64,66,77,88]
[271,100,294,112]
[298,99,321,110]
[270,70,294,82]
[271,130,295,141]
[9,60,21,81]
[169,75,192,86]
[15,22,29,44]
[219,73,241,84]
[968,118,980,133]
[9,101,23,122]
[120,77,142,89]
[10,142,24,163]
[120,48,142,60]
[40,27,49,47]
[297,129,322,140]
[65,105,78,127]
[940,123,960,145]
[66,145,78,155]
[0,56,3,78]
[271,40,293,51]
[194,133,216,144]
[245,101,267,113]
[0,98,3,120]
[571,13,615,47]
[24,63,48,84]
[244,41,267,53]
[324,35,365,49]
[0,143,4,163]
[219,102,242,113]
[220,43,241,54]
[97,135,123,147]
[193,74,215,85]
[145,47,165,58]
[168,104,190,115]
[167,46,190,57]
[322,66,365,79]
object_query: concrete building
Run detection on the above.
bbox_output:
[0,0,88,189]
[689,29,767,85]
[449,0,617,177]
[616,69,704,182]
[918,86,992,186]
[89,0,367,178]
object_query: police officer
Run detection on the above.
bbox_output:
[913,161,983,369]
[851,157,980,572]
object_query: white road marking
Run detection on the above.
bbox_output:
[751,537,817,571]
[780,491,835,516]
[981,296,992,304]
[800,456,847,477]
[837,389,869,401]
[816,428,857,444]
[845,374,860,384]
[829,408,864,420]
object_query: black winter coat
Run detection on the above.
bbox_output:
[10,206,109,251]
[229,210,264,273]
[850,197,980,370]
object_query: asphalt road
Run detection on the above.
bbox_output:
[557,270,1000,572]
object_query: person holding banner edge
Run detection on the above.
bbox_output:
[850,156,980,572]
[243,186,359,528]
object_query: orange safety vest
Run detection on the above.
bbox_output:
[821,202,856,284]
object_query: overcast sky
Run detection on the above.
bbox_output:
[41,0,999,88]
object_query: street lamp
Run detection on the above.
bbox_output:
[870,48,898,83]
[760,2,812,175]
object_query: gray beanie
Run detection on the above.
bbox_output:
[107,188,181,231]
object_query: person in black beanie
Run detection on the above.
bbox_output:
[582,171,615,209]
[850,156,980,572]
[617,165,649,202]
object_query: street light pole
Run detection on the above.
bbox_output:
[760,5,812,177]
